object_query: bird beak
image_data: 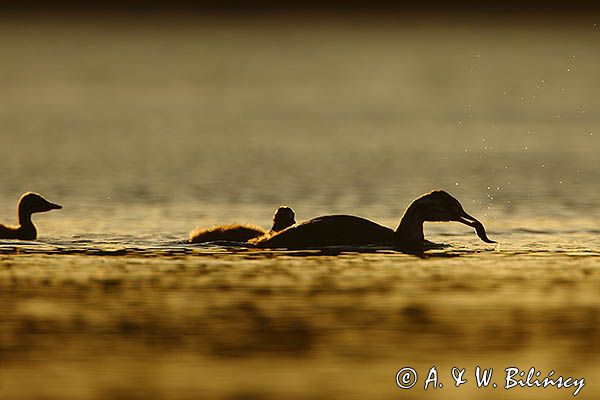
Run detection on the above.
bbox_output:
[49,202,62,210]
[456,211,496,243]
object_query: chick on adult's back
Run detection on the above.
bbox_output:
[0,192,62,240]
[188,206,295,243]
[254,191,494,249]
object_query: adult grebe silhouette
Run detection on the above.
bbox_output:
[189,206,295,243]
[254,191,494,249]
[0,192,62,240]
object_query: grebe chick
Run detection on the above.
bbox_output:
[188,206,296,244]
[0,192,62,240]
[254,191,495,249]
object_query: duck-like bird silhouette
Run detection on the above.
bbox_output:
[0,192,62,240]
[189,206,295,243]
[253,191,495,249]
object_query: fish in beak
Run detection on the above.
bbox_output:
[456,212,496,243]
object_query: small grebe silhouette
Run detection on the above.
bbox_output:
[0,192,62,240]
[188,206,295,243]
[254,191,494,249]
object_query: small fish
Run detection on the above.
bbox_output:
[472,220,496,243]
[456,211,496,244]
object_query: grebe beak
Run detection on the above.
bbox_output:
[456,211,496,243]
[48,202,62,210]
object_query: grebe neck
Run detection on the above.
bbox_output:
[394,204,425,244]
[18,207,35,230]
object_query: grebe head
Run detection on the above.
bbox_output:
[272,206,296,231]
[19,192,62,215]
[411,190,495,243]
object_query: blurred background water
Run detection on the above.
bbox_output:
[1,15,599,244]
